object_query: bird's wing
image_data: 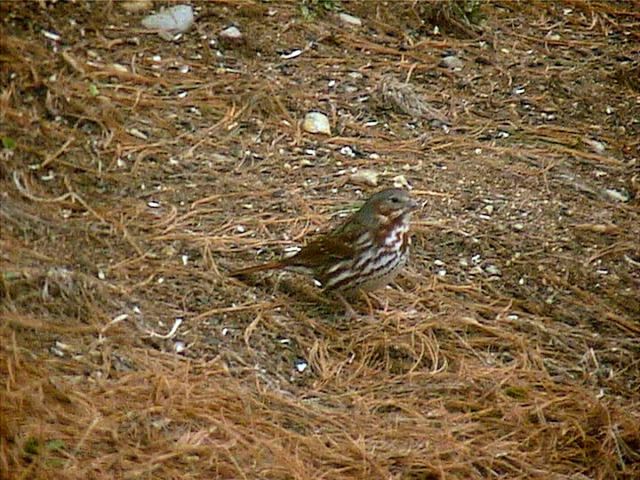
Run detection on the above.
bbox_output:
[283,213,366,268]
[283,235,354,268]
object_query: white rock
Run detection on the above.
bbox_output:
[42,30,61,42]
[350,169,379,187]
[220,26,242,40]
[174,341,186,353]
[440,55,464,69]
[281,49,302,60]
[340,146,355,157]
[337,13,362,26]
[485,265,501,276]
[142,5,194,41]
[584,138,605,154]
[303,112,331,135]
[603,189,630,203]
[294,359,308,373]
[392,174,411,190]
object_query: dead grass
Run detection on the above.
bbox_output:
[1,0,639,479]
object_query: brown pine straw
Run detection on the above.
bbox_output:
[1,1,639,479]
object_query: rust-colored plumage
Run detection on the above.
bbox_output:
[230,188,418,293]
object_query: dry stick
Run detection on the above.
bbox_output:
[73,416,101,457]
[40,137,74,169]
[184,103,246,159]
[152,204,178,230]
[190,302,281,322]
[13,172,146,257]
[190,189,282,209]
[586,242,636,265]
[338,32,434,63]
[547,144,624,167]
[12,171,72,203]
[604,312,640,337]
[62,176,109,224]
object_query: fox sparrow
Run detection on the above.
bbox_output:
[230,188,419,298]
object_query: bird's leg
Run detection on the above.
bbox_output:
[366,292,387,312]
[362,292,375,318]
[335,292,359,320]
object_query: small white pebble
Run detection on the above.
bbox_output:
[340,146,355,157]
[294,359,308,373]
[485,265,501,276]
[42,30,61,41]
[50,346,65,357]
[55,340,72,351]
[174,341,186,353]
[281,49,303,60]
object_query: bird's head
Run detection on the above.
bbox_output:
[358,188,419,226]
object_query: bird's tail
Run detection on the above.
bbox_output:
[229,261,285,277]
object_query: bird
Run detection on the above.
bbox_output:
[230,188,419,310]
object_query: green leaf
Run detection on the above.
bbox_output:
[2,137,16,149]
[504,386,528,399]
[46,439,66,451]
[23,438,39,455]
[89,84,100,96]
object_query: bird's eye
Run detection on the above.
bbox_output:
[390,197,400,203]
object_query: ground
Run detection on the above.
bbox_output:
[1,1,639,479]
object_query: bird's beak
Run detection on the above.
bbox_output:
[407,198,420,211]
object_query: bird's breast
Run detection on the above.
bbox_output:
[378,215,410,251]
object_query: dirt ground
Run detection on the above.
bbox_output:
[1,1,639,479]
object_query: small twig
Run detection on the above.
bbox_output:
[63,176,109,224]
[13,171,72,203]
[586,242,635,265]
[40,137,75,169]
[143,317,183,339]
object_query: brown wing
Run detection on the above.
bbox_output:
[282,212,366,268]
[281,235,353,268]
